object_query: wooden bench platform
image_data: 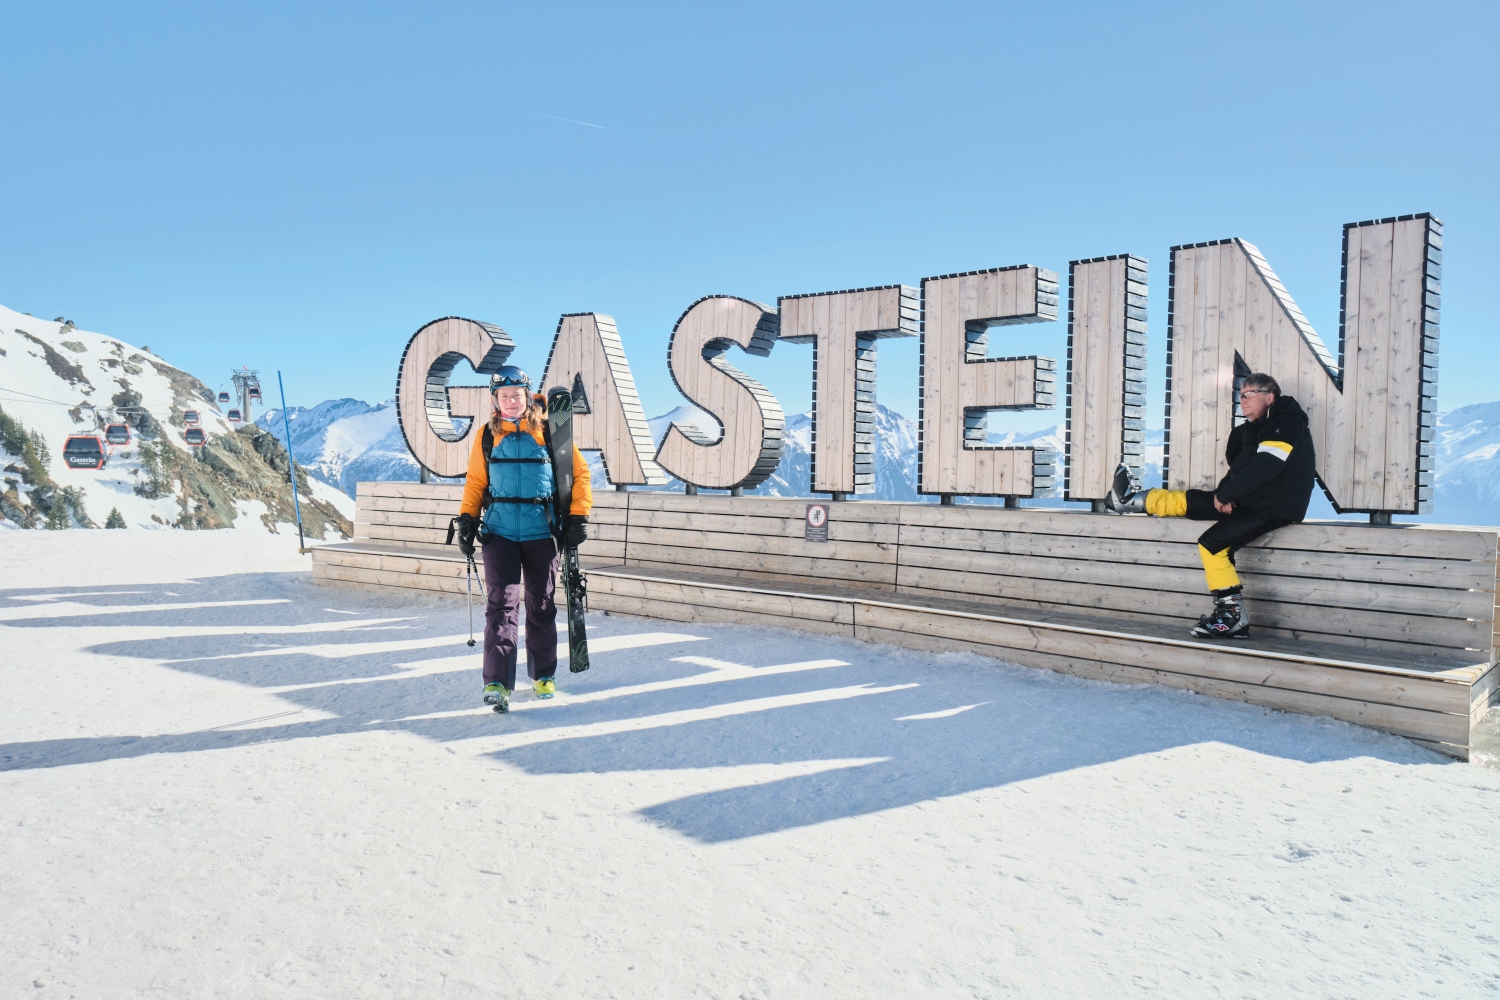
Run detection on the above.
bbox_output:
[312,482,1500,758]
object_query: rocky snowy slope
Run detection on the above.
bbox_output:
[0,304,353,536]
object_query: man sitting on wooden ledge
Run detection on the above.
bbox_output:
[1104,373,1316,640]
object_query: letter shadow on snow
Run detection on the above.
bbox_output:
[0,573,1445,839]
[483,630,1446,843]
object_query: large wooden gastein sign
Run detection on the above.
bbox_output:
[394,213,1440,516]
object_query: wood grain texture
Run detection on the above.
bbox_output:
[317,488,1497,754]
[779,284,917,494]
[581,565,1478,755]
[654,296,786,490]
[918,266,1059,497]
[395,317,515,478]
[1164,216,1439,514]
[1066,255,1147,500]
[540,313,668,486]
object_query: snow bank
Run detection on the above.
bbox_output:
[3,532,1498,997]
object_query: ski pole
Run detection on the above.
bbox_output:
[466,554,476,647]
[276,371,307,554]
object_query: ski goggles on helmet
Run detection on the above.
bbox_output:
[489,366,531,390]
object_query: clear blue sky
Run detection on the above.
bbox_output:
[1,1,1495,432]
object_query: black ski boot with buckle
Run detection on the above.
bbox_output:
[1103,464,1146,514]
[1191,587,1249,639]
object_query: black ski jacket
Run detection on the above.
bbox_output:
[1214,394,1317,522]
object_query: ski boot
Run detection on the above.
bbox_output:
[1103,464,1146,514]
[532,677,556,700]
[1191,589,1249,639]
[483,683,511,713]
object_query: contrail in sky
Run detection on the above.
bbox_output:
[517,110,606,129]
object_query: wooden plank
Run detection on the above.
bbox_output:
[590,573,854,626]
[1355,221,1395,505]
[892,501,1499,561]
[894,542,1491,619]
[892,564,1485,652]
[897,522,1496,589]
[1385,219,1426,511]
[1469,663,1498,725]
[358,481,465,501]
[851,603,1470,717]
[625,506,900,544]
[625,491,903,524]
[590,592,856,638]
[624,543,899,588]
[849,623,1468,748]
[356,495,462,516]
[625,524,896,565]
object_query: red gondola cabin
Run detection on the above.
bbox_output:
[182,410,201,427]
[104,423,132,446]
[62,434,108,470]
[184,428,206,447]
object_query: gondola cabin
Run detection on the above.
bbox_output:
[184,428,206,447]
[226,409,243,423]
[182,410,201,427]
[218,391,231,403]
[104,423,132,446]
[62,434,108,470]
[248,387,261,402]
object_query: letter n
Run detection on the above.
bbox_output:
[1166,215,1440,514]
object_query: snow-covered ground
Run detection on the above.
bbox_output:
[4,532,1499,998]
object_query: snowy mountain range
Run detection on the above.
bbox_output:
[265,393,1500,526]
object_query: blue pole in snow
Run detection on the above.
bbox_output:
[277,371,307,554]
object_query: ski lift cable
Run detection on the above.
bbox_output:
[0,385,89,406]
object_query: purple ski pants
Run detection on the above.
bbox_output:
[480,535,559,689]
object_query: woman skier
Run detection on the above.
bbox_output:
[453,367,591,713]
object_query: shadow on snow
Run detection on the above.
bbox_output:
[0,569,1445,843]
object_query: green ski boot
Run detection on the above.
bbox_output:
[483,683,510,713]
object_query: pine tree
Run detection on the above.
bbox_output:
[45,502,68,530]
[105,507,127,529]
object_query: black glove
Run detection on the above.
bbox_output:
[562,516,588,549]
[455,513,479,557]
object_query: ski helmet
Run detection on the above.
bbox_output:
[489,366,531,390]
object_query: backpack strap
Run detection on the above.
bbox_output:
[479,424,495,516]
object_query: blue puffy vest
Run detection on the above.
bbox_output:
[481,424,555,543]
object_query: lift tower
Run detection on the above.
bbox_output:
[230,368,262,423]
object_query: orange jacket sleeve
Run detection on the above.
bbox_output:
[460,426,489,518]
[570,442,592,518]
